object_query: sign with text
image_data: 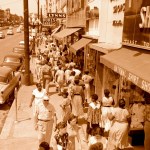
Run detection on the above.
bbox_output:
[43,18,56,25]
[47,13,66,18]
[123,0,150,50]
[114,65,150,94]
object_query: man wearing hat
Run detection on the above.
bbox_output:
[34,95,57,144]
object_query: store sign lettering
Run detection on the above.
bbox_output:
[141,80,150,92]
[112,2,124,27]
[114,65,126,77]
[123,39,137,45]
[128,73,139,85]
[139,6,150,28]
[113,20,123,26]
[114,65,150,93]
[113,4,125,13]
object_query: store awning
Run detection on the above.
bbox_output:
[100,47,150,93]
[53,28,81,40]
[51,25,62,36]
[70,38,92,54]
[89,43,121,54]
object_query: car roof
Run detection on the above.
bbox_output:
[4,54,23,58]
[0,66,13,77]
[13,46,24,49]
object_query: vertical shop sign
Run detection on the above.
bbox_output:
[122,0,150,49]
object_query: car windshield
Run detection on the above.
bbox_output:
[0,76,7,83]
[4,57,20,63]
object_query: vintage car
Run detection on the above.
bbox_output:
[12,46,25,56]
[0,31,5,39]
[7,29,14,35]
[16,27,21,33]
[1,54,24,71]
[0,66,21,104]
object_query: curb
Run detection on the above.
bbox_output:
[0,96,16,139]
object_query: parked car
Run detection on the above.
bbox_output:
[0,31,5,39]
[19,40,24,46]
[12,46,25,56]
[16,28,21,33]
[0,66,21,104]
[1,54,24,71]
[7,29,14,35]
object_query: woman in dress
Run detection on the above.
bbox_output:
[67,114,81,150]
[29,83,47,115]
[71,79,84,118]
[82,70,93,103]
[101,89,114,134]
[107,99,131,150]
[60,92,71,123]
[86,94,101,142]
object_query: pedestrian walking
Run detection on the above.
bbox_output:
[86,94,101,142]
[70,79,84,118]
[101,89,114,134]
[29,83,47,115]
[55,65,65,96]
[82,70,93,103]
[60,92,71,122]
[88,127,107,150]
[107,99,132,150]
[67,114,81,150]
[34,95,57,145]
[52,121,71,150]
[64,66,71,86]
[40,60,53,89]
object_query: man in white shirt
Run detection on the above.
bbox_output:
[34,95,57,144]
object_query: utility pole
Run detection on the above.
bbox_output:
[40,5,43,33]
[23,0,30,85]
[37,0,40,33]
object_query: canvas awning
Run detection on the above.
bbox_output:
[53,28,81,40]
[51,25,62,36]
[100,47,150,94]
[70,38,92,54]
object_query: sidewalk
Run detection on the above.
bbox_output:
[0,44,88,150]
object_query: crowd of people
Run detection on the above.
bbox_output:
[29,34,150,150]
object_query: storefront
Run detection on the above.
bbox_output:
[88,43,121,99]
[69,37,93,71]
[98,0,150,145]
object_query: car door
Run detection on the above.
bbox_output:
[2,71,19,100]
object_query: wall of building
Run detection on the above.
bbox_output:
[66,0,86,28]
[86,0,100,36]
[99,0,125,45]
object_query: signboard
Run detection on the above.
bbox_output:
[43,18,56,26]
[47,13,66,18]
[114,65,150,94]
[122,0,150,50]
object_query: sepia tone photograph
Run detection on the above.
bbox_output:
[0,0,149,150]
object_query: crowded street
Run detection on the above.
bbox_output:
[0,0,150,150]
